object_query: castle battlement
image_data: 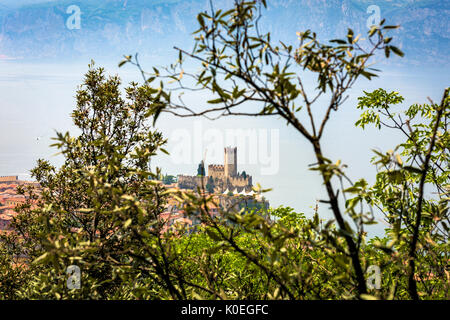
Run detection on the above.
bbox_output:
[230,176,250,183]
[208,165,224,171]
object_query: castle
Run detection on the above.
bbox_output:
[177,147,252,193]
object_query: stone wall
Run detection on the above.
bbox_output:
[177,175,208,190]
[228,175,252,189]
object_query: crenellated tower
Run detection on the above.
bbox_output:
[224,147,237,177]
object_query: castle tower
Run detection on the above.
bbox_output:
[224,147,237,177]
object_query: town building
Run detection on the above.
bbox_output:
[0,175,40,234]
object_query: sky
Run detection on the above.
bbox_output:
[0,0,449,237]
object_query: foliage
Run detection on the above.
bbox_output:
[162,174,176,185]
[206,176,215,194]
[0,1,447,301]
[1,63,174,299]
[121,0,405,297]
[355,88,449,299]
[197,161,206,176]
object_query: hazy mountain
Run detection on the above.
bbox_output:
[261,0,449,66]
[0,0,448,67]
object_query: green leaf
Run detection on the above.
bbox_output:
[207,98,224,104]
[404,166,422,174]
[33,252,49,264]
[383,25,399,30]
[123,218,132,228]
[389,46,404,57]
[206,229,221,241]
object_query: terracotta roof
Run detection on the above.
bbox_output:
[0,214,13,221]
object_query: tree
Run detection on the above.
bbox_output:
[163,174,176,184]
[0,63,184,299]
[1,0,446,301]
[122,0,405,297]
[354,88,449,299]
[197,160,206,176]
[206,176,215,194]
